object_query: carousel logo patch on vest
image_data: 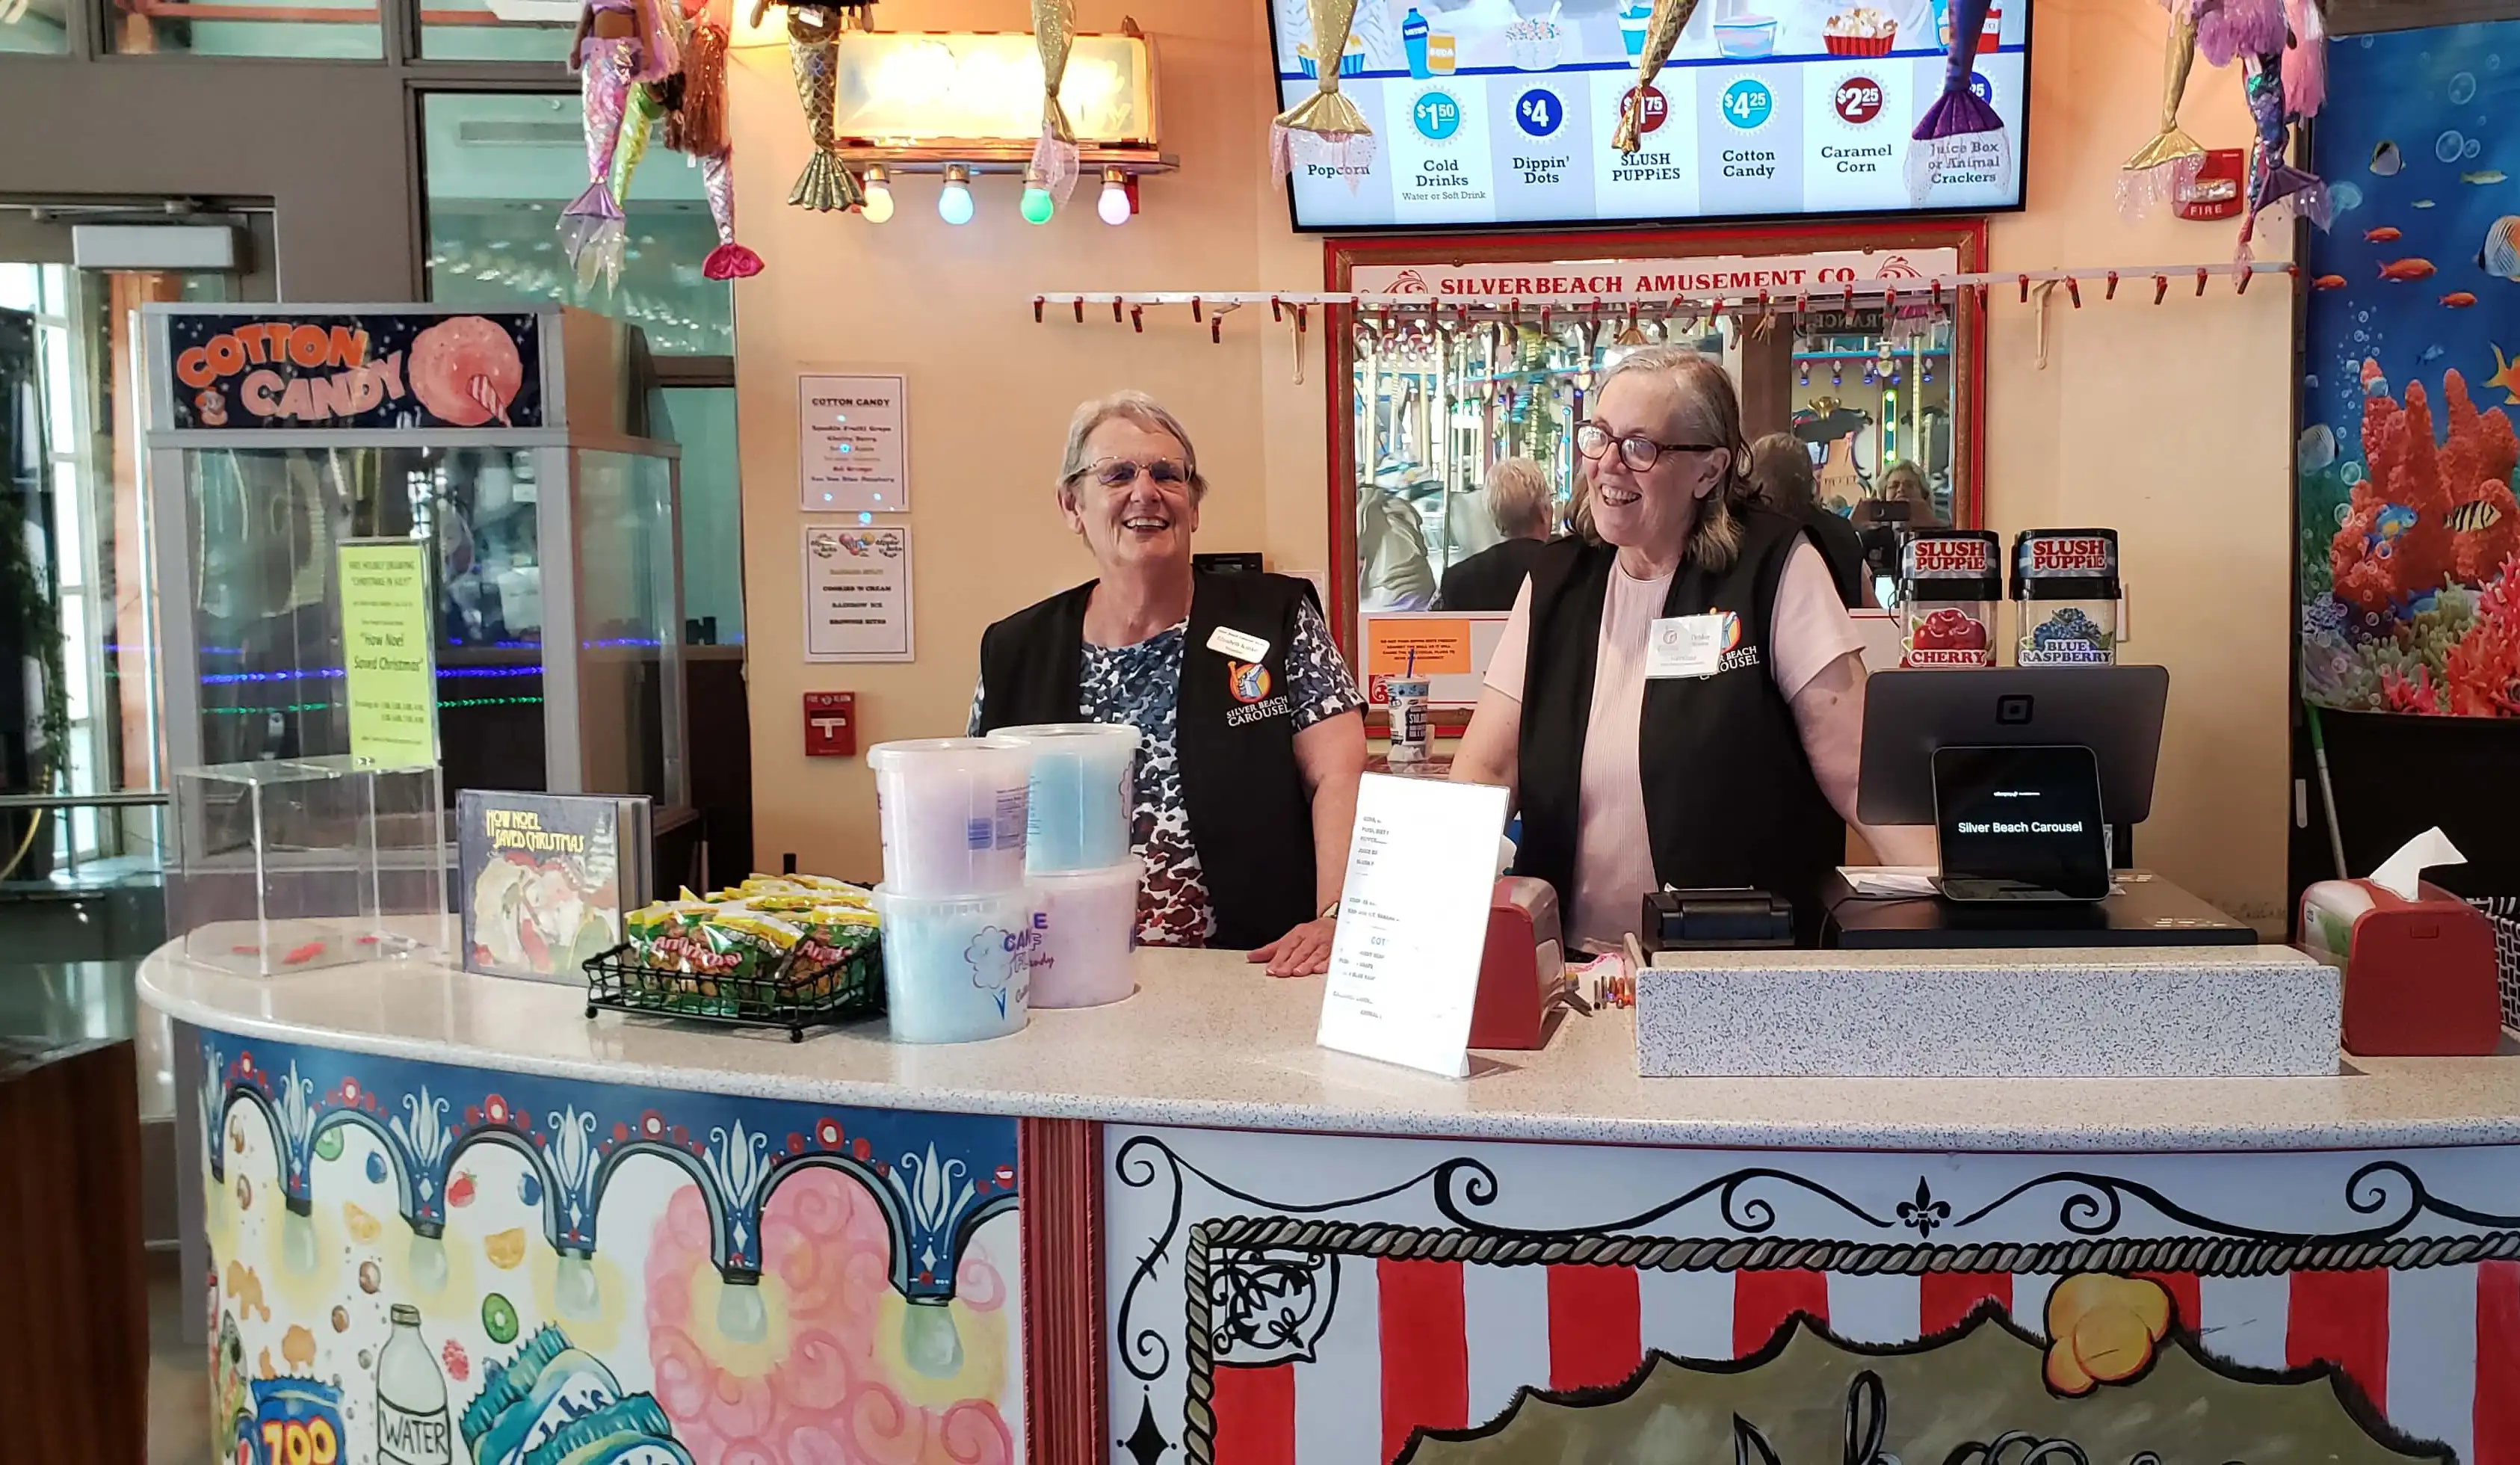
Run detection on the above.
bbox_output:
[1208,626,1273,662]
[1228,659,1274,703]
[1716,643,1764,674]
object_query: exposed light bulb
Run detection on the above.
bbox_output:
[938,164,975,226]
[1020,166,1054,225]
[1097,167,1132,226]
[861,164,895,224]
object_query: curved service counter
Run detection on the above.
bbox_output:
[145,945,2520,1465]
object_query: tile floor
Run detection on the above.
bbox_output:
[147,1249,209,1465]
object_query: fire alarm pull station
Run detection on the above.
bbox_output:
[803,692,856,757]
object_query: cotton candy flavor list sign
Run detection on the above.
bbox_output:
[798,373,909,513]
[1271,0,2028,229]
[164,311,543,431]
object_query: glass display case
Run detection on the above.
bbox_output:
[143,304,687,811]
[168,757,448,975]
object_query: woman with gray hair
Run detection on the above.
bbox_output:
[1450,348,1931,949]
[1438,456,1557,611]
[972,391,1365,976]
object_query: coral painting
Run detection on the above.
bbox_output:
[2301,20,2520,717]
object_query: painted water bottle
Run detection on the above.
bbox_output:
[374,1304,454,1464]
[1403,7,1431,77]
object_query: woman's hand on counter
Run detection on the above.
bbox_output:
[1250,916,1338,977]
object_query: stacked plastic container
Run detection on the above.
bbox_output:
[866,738,1040,1043]
[997,724,1143,1010]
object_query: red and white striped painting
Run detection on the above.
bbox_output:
[1105,1128,2520,1465]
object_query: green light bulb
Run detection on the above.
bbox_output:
[1020,186,1054,225]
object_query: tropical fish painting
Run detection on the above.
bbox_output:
[2300,19,2520,720]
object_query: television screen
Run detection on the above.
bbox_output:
[1270,0,2030,232]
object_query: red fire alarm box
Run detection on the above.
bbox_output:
[803,692,856,757]
[2174,149,2246,222]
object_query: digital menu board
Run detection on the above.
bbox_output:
[1270,0,2030,231]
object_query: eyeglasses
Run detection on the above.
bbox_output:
[1072,456,1193,490]
[1575,422,1725,472]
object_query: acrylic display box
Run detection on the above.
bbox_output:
[168,757,449,976]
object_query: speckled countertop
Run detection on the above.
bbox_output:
[138,943,2520,1154]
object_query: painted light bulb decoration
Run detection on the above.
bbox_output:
[556,1253,602,1320]
[860,164,896,224]
[409,1232,451,1293]
[1098,167,1133,226]
[939,164,976,226]
[282,1209,321,1275]
[901,1298,966,1378]
[715,1274,770,1343]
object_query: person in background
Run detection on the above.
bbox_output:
[971,392,1366,976]
[1448,348,1933,950]
[1438,457,1556,611]
[1875,459,1947,529]
[1746,432,1869,610]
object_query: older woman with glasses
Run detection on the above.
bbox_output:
[1450,348,1931,949]
[971,391,1367,976]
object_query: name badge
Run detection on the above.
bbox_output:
[1644,612,1736,679]
[1207,626,1271,662]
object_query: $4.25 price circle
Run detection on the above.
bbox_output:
[1720,77,1774,129]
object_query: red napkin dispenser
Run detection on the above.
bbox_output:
[2300,878,2501,1056]
[1469,877,1565,1049]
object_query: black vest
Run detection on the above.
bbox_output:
[974,571,1320,951]
[1515,508,1844,943]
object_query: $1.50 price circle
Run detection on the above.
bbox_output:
[1413,90,1463,141]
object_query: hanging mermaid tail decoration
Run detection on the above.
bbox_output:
[777,1,865,212]
[2117,6,2205,217]
[1611,0,1696,156]
[563,0,679,289]
[1905,0,2007,205]
[1271,0,1374,183]
[664,0,762,277]
[1028,0,1081,209]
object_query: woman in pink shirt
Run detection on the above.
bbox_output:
[1450,346,1932,950]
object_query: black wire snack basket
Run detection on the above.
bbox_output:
[583,937,886,1043]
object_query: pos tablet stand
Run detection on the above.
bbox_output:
[1858,667,2170,872]
[1930,744,2113,902]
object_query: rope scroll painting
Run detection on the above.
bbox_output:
[198,1028,1023,1465]
[1105,1125,2520,1465]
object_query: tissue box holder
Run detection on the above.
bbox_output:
[2300,877,2501,1056]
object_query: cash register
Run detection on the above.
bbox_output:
[1830,666,2253,948]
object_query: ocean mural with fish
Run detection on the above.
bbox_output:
[2300,19,2520,717]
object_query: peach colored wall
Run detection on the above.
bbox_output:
[732,0,2295,927]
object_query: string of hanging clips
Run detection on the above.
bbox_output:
[1029,260,2303,342]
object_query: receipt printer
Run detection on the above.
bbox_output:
[1470,877,1563,1049]
[1642,887,1797,952]
[2300,878,2501,1056]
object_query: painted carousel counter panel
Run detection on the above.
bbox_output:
[187,1024,1025,1465]
[143,943,2520,1152]
[1105,1125,2520,1465]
